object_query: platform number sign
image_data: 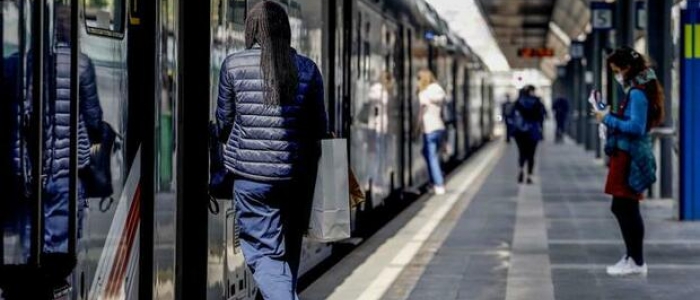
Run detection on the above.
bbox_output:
[591,2,614,31]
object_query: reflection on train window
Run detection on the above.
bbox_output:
[230,0,247,25]
[84,0,126,38]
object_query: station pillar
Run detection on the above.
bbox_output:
[680,0,700,220]
[647,0,674,199]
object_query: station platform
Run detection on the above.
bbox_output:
[301,134,700,300]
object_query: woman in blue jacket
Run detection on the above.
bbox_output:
[596,47,664,277]
[215,2,328,299]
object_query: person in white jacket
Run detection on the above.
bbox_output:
[417,69,446,195]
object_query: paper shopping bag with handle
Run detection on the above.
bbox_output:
[307,139,351,242]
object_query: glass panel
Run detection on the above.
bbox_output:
[2,0,32,266]
[84,0,125,37]
[78,0,132,296]
[153,0,178,298]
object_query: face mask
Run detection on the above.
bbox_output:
[615,73,625,86]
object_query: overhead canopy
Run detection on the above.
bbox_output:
[427,0,597,77]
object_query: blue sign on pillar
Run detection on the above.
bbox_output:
[680,2,700,220]
[591,1,614,31]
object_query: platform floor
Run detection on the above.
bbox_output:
[301,137,700,300]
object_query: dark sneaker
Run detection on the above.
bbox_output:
[518,171,524,184]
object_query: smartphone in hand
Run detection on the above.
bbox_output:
[588,89,606,112]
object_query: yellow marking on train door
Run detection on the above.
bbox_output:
[129,0,140,25]
[695,24,700,58]
[686,24,694,59]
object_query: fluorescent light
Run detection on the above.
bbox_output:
[426,0,510,72]
[549,21,571,46]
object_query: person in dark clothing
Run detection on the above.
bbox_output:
[3,3,104,295]
[215,2,328,299]
[501,94,515,143]
[552,96,570,143]
[512,85,546,184]
[596,46,664,277]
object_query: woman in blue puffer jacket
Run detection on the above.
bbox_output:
[215,2,328,299]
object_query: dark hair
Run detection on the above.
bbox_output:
[519,85,535,98]
[607,46,665,129]
[245,1,298,106]
[55,4,71,44]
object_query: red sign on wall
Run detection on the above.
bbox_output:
[517,48,556,58]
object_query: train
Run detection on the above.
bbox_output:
[0,0,494,299]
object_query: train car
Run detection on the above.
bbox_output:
[0,0,493,299]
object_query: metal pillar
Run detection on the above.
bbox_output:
[647,0,674,199]
[567,61,577,139]
[592,31,604,158]
[573,59,585,145]
[611,0,636,109]
[584,36,596,152]
[680,0,700,220]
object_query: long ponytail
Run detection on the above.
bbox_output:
[245,1,298,106]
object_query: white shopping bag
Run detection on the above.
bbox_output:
[307,139,351,242]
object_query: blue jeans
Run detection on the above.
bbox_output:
[423,130,445,186]
[234,178,313,300]
[11,177,86,258]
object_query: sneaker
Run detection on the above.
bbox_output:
[606,255,629,274]
[434,186,446,195]
[518,171,524,184]
[607,256,648,276]
[526,177,533,185]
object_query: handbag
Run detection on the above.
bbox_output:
[82,121,117,199]
[307,139,351,242]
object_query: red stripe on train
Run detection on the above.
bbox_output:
[105,184,141,298]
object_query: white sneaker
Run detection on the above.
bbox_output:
[606,255,629,274]
[607,256,648,276]
[434,186,446,195]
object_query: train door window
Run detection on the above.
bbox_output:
[224,0,246,26]
[84,0,126,38]
[357,12,362,79]
[363,21,370,80]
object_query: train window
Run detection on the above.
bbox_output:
[226,0,247,25]
[84,0,126,38]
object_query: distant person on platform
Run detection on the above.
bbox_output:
[501,94,515,143]
[512,85,546,184]
[552,96,570,143]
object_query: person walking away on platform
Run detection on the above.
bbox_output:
[512,85,546,184]
[595,46,663,277]
[417,69,447,195]
[215,2,328,299]
[501,94,515,143]
[552,96,570,143]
